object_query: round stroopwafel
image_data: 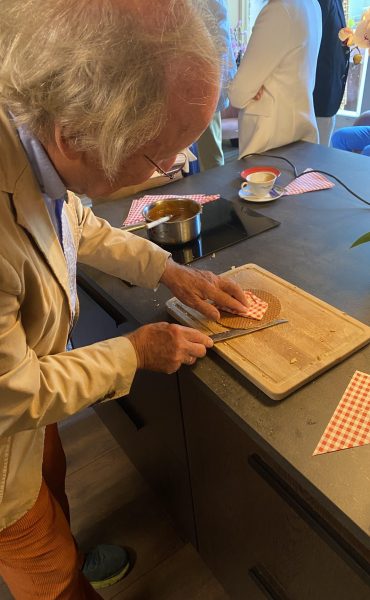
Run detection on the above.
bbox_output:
[217,289,281,329]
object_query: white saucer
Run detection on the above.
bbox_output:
[238,186,285,203]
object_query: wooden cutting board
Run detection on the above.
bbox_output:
[166,264,370,400]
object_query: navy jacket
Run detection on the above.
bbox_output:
[313,0,350,117]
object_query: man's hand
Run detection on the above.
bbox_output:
[160,259,248,321]
[127,322,213,373]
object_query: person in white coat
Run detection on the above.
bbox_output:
[229,0,322,158]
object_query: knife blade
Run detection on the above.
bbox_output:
[210,318,288,343]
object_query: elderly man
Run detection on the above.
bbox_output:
[0,0,247,598]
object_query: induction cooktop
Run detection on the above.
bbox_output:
[141,197,280,265]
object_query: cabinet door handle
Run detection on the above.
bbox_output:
[248,565,290,600]
[117,398,145,431]
[248,453,370,579]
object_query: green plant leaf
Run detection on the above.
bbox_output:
[351,232,370,248]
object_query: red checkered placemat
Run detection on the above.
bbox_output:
[219,291,269,321]
[123,194,220,226]
[313,370,370,456]
[284,169,334,196]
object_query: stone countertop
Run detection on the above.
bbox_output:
[79,141,370,558]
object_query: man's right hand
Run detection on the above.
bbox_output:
[127,322,213,374]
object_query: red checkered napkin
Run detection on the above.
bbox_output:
[220,290,269,321]
[284,169,334,196]
[123,194,220,226]
[313,370,370,456]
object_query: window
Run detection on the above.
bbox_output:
[228,1,370,117]
[228,0,266,39]
[339,1,370,116]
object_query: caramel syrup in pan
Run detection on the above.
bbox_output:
[147,199,199,222]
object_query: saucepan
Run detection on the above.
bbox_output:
[142,198,202,245]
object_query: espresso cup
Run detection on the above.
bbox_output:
[241,171,277,198]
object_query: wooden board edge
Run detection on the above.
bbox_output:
[220,335,370,401]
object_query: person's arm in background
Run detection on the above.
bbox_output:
[228,2,292,109]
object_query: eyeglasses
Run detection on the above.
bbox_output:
[144,152,187,180]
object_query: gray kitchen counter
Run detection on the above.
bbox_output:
[78,141,370,572]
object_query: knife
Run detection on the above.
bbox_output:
[210,318,288,342]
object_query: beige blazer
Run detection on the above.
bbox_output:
[0,110,170,530]
[229,0,322,157]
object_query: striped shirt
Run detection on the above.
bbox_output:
[15,123,77,319]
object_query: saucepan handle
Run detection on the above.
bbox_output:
[121,222,146,232]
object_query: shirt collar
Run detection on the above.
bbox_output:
[14,118,67,201]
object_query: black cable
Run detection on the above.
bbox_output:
[242,153,370,207]
[243,153,299,177]
[294,169,370,207]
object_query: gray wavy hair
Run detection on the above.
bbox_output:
[0,0,221,179]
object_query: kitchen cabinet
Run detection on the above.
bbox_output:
[180,370,370,600]
[71,273,136,347]
[72,274,196,545]
[94,370,196,545]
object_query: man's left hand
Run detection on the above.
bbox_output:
[160,259,248,321]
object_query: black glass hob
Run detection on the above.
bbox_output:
[141,197,280,265]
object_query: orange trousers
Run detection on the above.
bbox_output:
[0,424,102,599]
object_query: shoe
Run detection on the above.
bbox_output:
[82,544,130,590]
